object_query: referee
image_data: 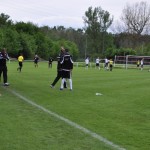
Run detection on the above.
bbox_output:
[17,53,24,72]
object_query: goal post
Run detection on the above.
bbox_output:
[114,55,150,69]
[113,55,127,69]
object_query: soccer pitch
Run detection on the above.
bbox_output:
[0,61,150,150]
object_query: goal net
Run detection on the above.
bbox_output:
[114,55,150,69]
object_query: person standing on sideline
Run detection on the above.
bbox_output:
[60,49,73,91]
[34,54,39,68]
[95,57,100,70]
[17,53,24,72]
[0,48,10,86]
[85,57,89,69]
[140,58,144,71]
[48,57,53,68]
[50,47,67,88]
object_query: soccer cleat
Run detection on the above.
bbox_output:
[4,83,10,86]
[60,88,63,90]
[50,84,54,88]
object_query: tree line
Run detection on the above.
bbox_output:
[0,1,150,61]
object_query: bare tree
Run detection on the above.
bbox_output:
[121,1,150,35]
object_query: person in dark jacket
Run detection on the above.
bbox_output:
[60,49,73,91]
[50,47,67,88]
[34,54,39,68]
[0,48,10,86]
[48,57,53,68]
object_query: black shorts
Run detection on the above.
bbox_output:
[105,63,108,67]
[96,63,99,66]
[62,70,71,79]
[19,62,23,67]
[141,64,143,68]
[109,64,113,68]
[34,61,38,64]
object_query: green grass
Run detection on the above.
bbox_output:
[0,61,150,150]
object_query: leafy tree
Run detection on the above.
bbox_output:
[0,13,13,27]
[50,39,79,61]
[83,6,113,55]
[104,47,136,58]
[0,28,20,57]
[0,28,5,48]
[18,33,36,58]
[15,22,39,35]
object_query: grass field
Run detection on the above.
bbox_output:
[0,61,150,150]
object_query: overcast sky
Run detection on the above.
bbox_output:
[0,0,149,29]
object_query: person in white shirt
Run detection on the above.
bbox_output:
[140,58,144,71]
[95,57,100,70]
[85,57,89,69]
[104,57,109,70]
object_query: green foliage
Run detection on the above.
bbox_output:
[83,6,114,54]
[0,28,5,48]
[104,47,136,58]
[1,11,150,60]
[19,33,37,58]
[135,43,150,56]
[50,40,79,61]
[0,13,79,60]
[0,28,20,57]
[0,13,13,27]
[15,21,39,35]
[144,44,150,55]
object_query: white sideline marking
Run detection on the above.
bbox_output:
[7,89,126,150]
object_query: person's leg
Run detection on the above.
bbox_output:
[3,67,8,84]
[69,79,72,90]
[64,79,67,88]
[51,71,61,87]
[60,78,65,90]
[19,62,22,72]
[0,69,2,82]
[68,71,72,90]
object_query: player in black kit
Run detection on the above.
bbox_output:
[60,49,73,91]
[50,47,67,88]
